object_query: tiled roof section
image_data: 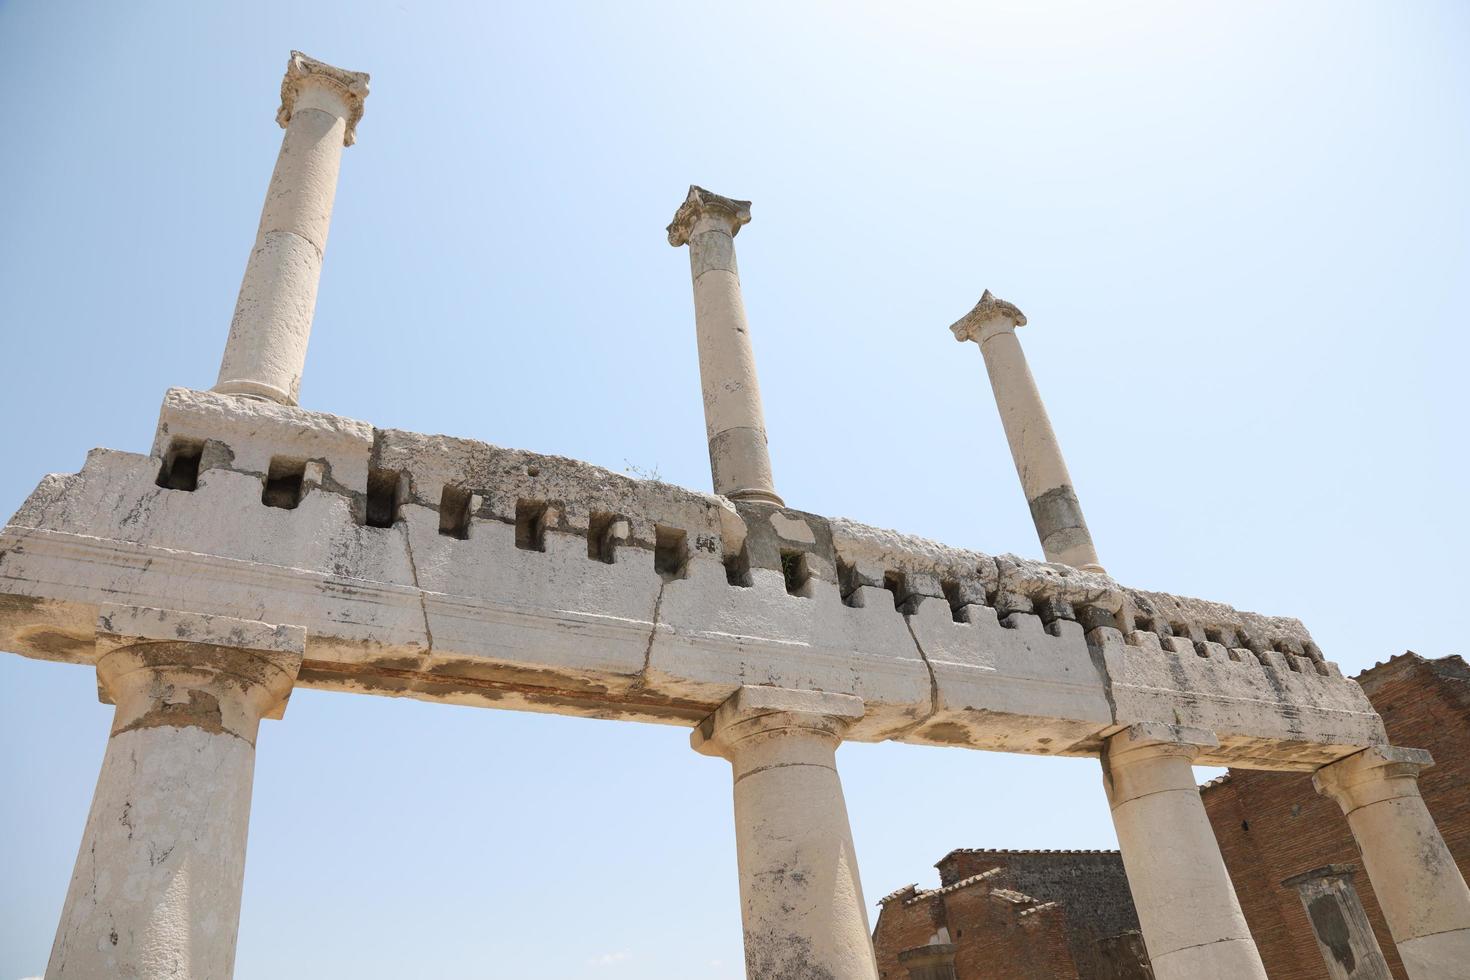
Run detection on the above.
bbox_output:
[1019,901,1061,917]
[901,868,1007,906]
[877,884,919,906]
[989,888,1035,905]
[1199,773,1233,790]
[936,847,1118,867]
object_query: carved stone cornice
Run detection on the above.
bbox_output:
[276,50,371,146]
[667,185,752,246]
[949,289,1027,344]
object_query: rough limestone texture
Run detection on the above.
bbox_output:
[0,386,1386,768]
[45,606,302,980]
[692,687,879,980]
[215,52,369,406]
[1102,724,1269,980]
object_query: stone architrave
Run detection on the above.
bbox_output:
[1102,723,1268,980]
[1314,746,1470,979]
[668,186,783,505]
[215,51,369,406]
[950,291,1103,571]
[1281,864,1392,980]
[45,605,304,980]
[692,686,878,979]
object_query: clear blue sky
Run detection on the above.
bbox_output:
[2,2,1466,977]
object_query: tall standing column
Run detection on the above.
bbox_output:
[1314,746,1470,979]
[950,291,1102,571]
[692,686,878,980]
[1102,724,1268,980]
[1281,864,1392,980]
[214,51,369,406]
[668,186,783,505]
[46,605,304,980]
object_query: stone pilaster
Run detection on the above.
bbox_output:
[692,686,877,979]
[45,605,304,980]
[1281,864,1392,980]
[668,186,782,505]
[215,51,369,406]
[950,291,1102,571]
[1314,746,1470,979]
[1102,723,1267,980]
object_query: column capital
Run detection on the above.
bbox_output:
[667,185,751,246]
[1107,721,1218,761]
[1314,745,1434,813]
[949,289,1027,344]
[95,604,305,743]
[277,50,370,146]
[691,686,863,758]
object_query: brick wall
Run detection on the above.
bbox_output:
[1202,653,1470,980]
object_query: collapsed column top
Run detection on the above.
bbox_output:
[276,50,371,146]
[667,185,752,246]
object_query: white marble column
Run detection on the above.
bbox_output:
[214,51,369,406]
[692,687,878,980]
[46,606,304,980]
[668,186,783,505]
[1314,746,1470,979]
[950,291,1102,571]
[1102,724,1268,980]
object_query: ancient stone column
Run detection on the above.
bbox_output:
[1281,864,1392,980]
[668,186,783,505]
[950,291,1102,571]
[46,605,304,980]
[1314,746,1470,979]
[1102,724,1267,980]
[692,686,878,979]
[214,51,369,406]
[898,943,958,980]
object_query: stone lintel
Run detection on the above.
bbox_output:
[949,289,1027,344]
[667,185,751,247]
[1282,863,1359,890]
[691,685,864,757]
[277,50,371,146]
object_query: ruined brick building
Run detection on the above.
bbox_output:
[874,653,1469,979]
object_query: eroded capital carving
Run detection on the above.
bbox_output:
[949,289,1027,344]
[690,685,863,760]
[1314,745,1434,813]
[667,185,752,246]
[277,50,371,146]
[95,604,305,743]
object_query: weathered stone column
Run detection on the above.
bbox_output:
[692,686,878,979]
[898,943,958,980]
[668,186,783,505]
[46,605,304,980]
[950,291,1102,571]
[1102,724,1267,980]
[1281,864,1392,980]
[1314,746,1470,979]
[214,51,369,406]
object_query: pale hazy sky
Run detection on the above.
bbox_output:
[2,2,1467,977]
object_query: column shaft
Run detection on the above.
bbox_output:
[1103,726,1267,980]
[46,606,302,980]
[950,291,1102,571]
[694,687,877,980]
[669,187,782,505]
[1315,747,1470,979]
[215,51,368,406]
